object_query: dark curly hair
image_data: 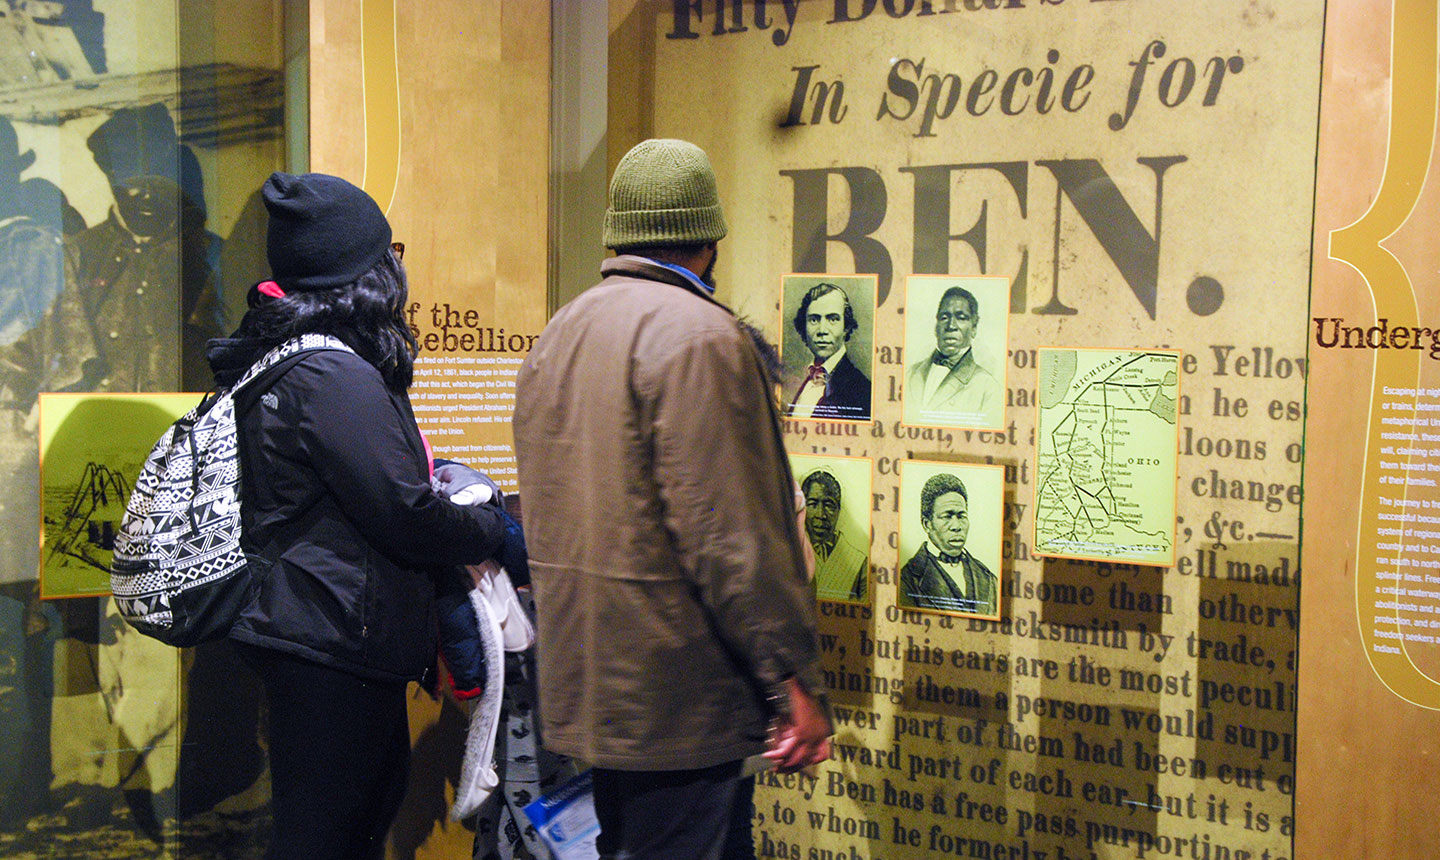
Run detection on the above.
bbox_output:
[919,472,968,521]
[239,249,418,391]
[792,282,858,342]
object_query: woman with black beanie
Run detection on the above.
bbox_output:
[206,172,507,860]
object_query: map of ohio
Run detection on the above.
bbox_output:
[1034,349,1180,566]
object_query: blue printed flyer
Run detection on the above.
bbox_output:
[522,770,600,860]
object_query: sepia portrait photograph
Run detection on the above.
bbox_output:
[901,275,1009,431]
[897,460,1005,620]
[789,452,872,605]
[779,274,877,423]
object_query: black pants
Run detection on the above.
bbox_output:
[593,761,755,860]
[238,644,411,860]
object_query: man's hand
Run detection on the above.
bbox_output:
[763,678,832,773]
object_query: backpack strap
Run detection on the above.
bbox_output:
[217,334,357,417]
[233,334,355,394]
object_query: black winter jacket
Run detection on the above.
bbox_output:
[211,340,506,682]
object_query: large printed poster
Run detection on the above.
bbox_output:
[616,1,1321,858]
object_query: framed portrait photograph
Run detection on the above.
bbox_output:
[901,275,1009,431]
[779,273,877,423]
[790,453,872,605]
[896,459,1005,621]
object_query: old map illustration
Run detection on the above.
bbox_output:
[1034,349,1180,565]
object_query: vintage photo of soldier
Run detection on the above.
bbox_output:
[901,275,1009,431]
[780,274,876,422]
[897,460,1005,620]
[789,453,872,605]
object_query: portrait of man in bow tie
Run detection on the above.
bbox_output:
[902,276,1007,431]
[782,275,875,421]
[897,464,1003,619]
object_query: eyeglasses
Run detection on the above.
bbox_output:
[391,241,405,261]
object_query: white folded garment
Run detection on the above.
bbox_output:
[451,560,536,821]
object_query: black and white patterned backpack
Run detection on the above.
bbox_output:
[110,333,353,647]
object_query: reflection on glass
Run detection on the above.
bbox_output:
[0,3,296,856]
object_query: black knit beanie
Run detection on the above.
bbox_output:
[262,172,392,290]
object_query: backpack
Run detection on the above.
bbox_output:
[110,333,354,647]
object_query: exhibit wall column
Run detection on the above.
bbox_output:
[1298,1,1440,857]
[308,1,550,857]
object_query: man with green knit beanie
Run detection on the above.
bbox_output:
[515,139,832,860]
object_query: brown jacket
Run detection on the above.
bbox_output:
[513,255,825,770]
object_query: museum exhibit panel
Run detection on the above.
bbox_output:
[0,1,304,856]
[602,3,1315,859]
[0,0,1437,858]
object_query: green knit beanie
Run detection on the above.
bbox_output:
[603,139,728,251]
